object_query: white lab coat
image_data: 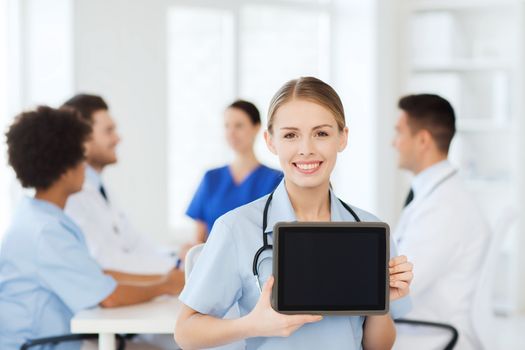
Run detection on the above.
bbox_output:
[393,160,490,350]
[65,166,175,274]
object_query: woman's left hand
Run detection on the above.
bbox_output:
[389,255,413,301]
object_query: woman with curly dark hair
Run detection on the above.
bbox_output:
[0,106,183,350]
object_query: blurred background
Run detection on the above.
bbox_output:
[0,0,524,344]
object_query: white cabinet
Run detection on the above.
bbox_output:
[399,0,525,314]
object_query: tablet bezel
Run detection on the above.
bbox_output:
[271,221,390,316]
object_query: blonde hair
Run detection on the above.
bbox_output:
[267,77,346,134]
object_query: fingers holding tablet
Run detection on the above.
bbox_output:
[245,276,323,338]
[388,255,414,301]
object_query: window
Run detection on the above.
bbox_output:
[25,0,73,106]
[167,7,235,229]
[240,4,330,164]
[167,1,332,231]
[0,0,18,239]
[0,1,9,238]
[0,0,73,241]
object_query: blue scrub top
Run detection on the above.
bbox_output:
[186,164,282,233]
[180,180,412,350]
[0,197,117,350]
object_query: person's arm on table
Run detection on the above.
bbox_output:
[100,268,184,307]
[104,268,183,284]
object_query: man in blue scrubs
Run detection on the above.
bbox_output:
[0,107,183,350]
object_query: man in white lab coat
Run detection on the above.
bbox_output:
[392,94,490,350]
[63,94,178,275]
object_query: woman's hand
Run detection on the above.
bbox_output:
[389,255,413,301]
[244,276,323,338]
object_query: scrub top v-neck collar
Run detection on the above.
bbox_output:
[263,180,347,234]
[228,164,263,187]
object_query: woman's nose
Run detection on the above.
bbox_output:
[298,136,315,156]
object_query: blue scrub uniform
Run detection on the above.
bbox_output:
[186,164,282,233]
[180,180,412,350]
[0,197,117,350]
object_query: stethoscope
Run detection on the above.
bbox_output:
[252,190,362,291]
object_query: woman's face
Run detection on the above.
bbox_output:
[224,107,260,154]
[265,99,348,190]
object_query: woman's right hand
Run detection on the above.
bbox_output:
[243,276,323,338]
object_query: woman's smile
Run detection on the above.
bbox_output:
[293,161,323,175]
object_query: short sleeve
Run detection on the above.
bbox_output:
[36,224,117,313]
[179,217,242,318]
[389,236,412,319]
[185,173,209,222]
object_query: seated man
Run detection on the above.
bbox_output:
[0,107,184,350]
[62,94,176,275]
[392,94,490,349]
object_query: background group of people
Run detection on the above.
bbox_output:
[0,76,489,350]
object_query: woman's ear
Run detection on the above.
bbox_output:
[264,130,277,155]
[338,126,349,152]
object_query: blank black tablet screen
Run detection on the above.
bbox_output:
[277,226,386,311]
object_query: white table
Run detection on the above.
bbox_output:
[71,296,182,350]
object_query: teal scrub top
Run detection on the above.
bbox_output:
[179,180,411,350]
[0,197,117,350]
[186,165,282,234]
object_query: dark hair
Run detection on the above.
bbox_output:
[227,100,261,125]
[398,94,456,153]
[6,106,92,189]
[62,94,109,123]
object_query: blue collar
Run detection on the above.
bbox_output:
[264,180,348,233]
[28,197,82,233]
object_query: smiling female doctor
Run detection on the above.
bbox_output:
[175,77,414,350]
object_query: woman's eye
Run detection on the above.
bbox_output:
[283,133,296,139]
[316,131,329,137]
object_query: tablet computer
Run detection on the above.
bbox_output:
[271,222,389,315]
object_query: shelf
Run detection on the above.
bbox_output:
[411,60,511,73]
[410,0,519,12]
[404,0,524,316]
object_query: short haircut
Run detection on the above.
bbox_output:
[6,106,92,189]
[228,100,261,125]
[398,94,456,153]
[62,94,109,124]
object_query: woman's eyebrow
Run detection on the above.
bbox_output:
[280,124,334,131]
[312,124,334,130]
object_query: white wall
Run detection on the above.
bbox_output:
[515,1,525,312]
[374,0,409,226]
[74,0,171,243]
